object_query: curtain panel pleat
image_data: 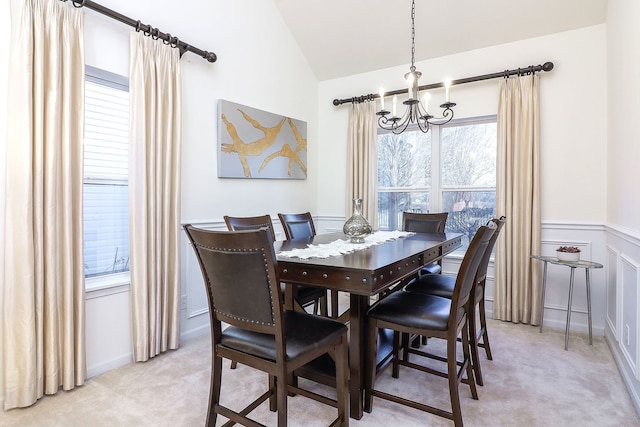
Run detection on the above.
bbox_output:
[494,75,542,324]
[3,0,85,409]
[129,33,181,361]
[346,102,378,228]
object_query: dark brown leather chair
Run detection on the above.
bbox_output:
[278,212,316,240]
[364,224,495,427]
[403,216,506,386]
[184,225,349,427]
[278,212,339,318]
[224,214,327,315]
[403,211,449,274]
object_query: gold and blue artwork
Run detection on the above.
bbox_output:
[217,99,307,179]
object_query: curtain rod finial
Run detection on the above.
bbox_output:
[542,62,554,72]
[204,52,217,63]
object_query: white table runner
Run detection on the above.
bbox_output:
[277,231,414,259]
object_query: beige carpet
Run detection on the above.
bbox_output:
[1,318,638,427]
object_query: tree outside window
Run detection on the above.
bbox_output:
[377,117,496,250]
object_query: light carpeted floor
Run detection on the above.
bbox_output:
[1,317,639,427]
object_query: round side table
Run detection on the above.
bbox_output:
[531,255,603,350]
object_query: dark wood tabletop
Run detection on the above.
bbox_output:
[276,231,461,296]
[275,231,462,419]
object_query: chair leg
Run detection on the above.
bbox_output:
[207,355,223,427]
[269,375,277,411]
[401,332,410,364]
[447,335,464,427]
[392,331,401,379]
[462,323,478,400]
[319,294,329,317]
[478,297,493,360]
[276,372,288,427]
[334,342,349,426]
[330,290,339,318]
[468,302,484,386]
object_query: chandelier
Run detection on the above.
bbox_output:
[377,0,456,134]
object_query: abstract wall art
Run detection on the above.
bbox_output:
[217,99,307,179]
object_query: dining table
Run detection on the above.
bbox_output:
[274,231,462,419]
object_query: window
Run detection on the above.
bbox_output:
[377,116,497,249]
[83,66,130,280]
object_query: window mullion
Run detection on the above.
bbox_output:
[431,124,441,212]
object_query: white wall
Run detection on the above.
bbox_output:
[607,0,640,233]
[605,0,640,414]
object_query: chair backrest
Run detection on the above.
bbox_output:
[402,212,448,233]
[224,214,276,241]
[278,212,316,240]
[184,225,282,338]
[449,224,496,326]
[475,216,506,284]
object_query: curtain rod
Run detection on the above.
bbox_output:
[62,0,217,63]
[332,61,554,106]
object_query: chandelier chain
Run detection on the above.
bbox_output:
[410,0,416,72]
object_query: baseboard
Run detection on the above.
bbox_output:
[180,324,210,342]
[87,353,133,379]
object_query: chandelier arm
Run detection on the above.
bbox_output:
[426,106,455,126]
[377,102,412,133]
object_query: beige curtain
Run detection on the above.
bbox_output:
[129,33,181,361]
[3,0,85,409]
[494,74,541,324]
[346,101,378,228]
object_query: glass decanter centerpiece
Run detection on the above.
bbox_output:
[343,198,373,243]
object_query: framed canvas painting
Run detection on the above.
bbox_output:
[217,99,307,179]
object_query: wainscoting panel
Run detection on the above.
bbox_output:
[536,223,607,335]
[183,238,208,319]
[620,255,639,380]
[605,225,640,414]
[607,245,619,339]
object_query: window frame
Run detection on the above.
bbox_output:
[84,66,131,292]
[377,114,497,252]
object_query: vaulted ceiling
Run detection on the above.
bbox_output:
[273,0,608,81]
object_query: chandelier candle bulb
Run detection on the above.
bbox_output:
[445,79,451,102]
[423,92,430,112]
[392,95,397,117]
[379,88,385,110]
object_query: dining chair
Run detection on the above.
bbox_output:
[278,212,338,318]
[364,224,495,427]
[278,212,317,240]
[184,225,349,427]
[403,216,506,386]
[402,211,449,275]
[224,214,327,316]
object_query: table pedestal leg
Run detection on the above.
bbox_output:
[586,269,593,345]
[565,267,576,350]
[349,294,367,419]
[540,261,548,332]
